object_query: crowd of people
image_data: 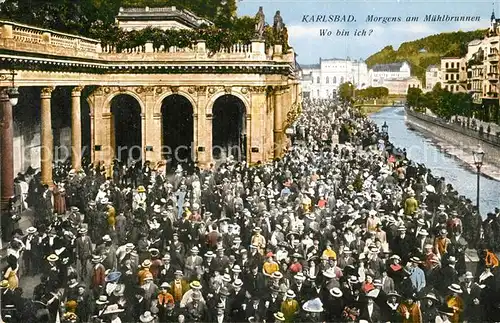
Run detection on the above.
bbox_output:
[2,97,500,323]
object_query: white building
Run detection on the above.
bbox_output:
[299,58,369,99]
[425,65,442,90]
[368,61,411,87]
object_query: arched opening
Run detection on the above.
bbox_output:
[212,94,246,162]
[110,94,142,164]
[161,94,194,171]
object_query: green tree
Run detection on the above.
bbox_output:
[339,82,354,103]
[406,87,423,108]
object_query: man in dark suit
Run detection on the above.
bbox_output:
[263,286,282,322]
[75,227,93,281]
[245,296,266,322]
[461,271,483,322]
[245,265,266,297]
[359,295,382,323]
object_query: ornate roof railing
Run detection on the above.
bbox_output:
[0,20,295,64]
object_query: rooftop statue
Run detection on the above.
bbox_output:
[255,6,265,38]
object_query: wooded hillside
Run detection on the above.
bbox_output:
[365,30,487,82]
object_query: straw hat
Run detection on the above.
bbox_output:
[91,254,103,263]
[294,272,306,281]
[137,186,146,193]
[273,312,286,321]
[285,290,296,298]
[448,284,462,294]
[96,295,109,305]
[232,279,243,288]
[139,311,155,322]
[437,305,454,316]
[330,287,343,298]
[464,271,474,279]
[103,304,125,315]
[190,281,202,290]
[47,254,59,262]
[26,227,37,234]
[424,293,439,302]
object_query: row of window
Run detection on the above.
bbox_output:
[314,76,345,84]
[444,62,460,69]
[444,85,460,91]
[444,73,460,80]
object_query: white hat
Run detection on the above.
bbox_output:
[102,235,112,242]
[285,290,296,298]
[26,227,37,234]
[140,311,155,322]
[103,304,125,315]
[330,287,343,297]
[448,284,462,294]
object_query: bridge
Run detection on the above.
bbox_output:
[0,20,302,210]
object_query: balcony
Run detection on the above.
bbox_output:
[488,73,499,82]
[488,52,499,62]
[484,91,499,98]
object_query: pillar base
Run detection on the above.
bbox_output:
[0,195,14,211]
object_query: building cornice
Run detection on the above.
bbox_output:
[0,52,294,76]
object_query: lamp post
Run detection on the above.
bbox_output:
[472,144,485,214]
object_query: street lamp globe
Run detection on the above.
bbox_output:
[472,144,485,167]
[7,87,19,107]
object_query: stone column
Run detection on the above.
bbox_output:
[71,86,83,170]
[40,86,54,185]
[0,89,14,210]
[274,88,284,158]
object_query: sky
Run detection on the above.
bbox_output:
[237,0,494,64]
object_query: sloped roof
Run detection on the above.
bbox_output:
[371,62,407,72]
[426,64,439,71]
[301,64,320,69]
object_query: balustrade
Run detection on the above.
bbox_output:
[0,20,294,63]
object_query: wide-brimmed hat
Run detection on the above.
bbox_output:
[423,293,439,302]
[105,271,122,283]
[102,235,112,242]
[232,265,242,273]
[323,268,336,279]
[190,281,202,290]
[272,271,283,280]
[302,298,324,313]
[26,227,37,234]
[222,274,231,282]
[348,276,358,284]
[96,295,109,305]
[330,287,343,298]
[464,271,474,279]
[47,254,59,262]
[219,287,230,296]
[190,246,199,253]
[113,284,125,296]
[78,227,88,234]
[438,204,446,211]
[416,218,425,226]
[139,311,155,322]
[149,248,160,257]
[448,284,462,294]
[437,305,454,316]
[102,304,124,315]
[273,312,286,321]
[285,290,296,298]
[410,257,422,263]
[418,229,429,236]
[294,272,306,281]
[387,291,401,298]
[205,251,215,258]
[174,270,183,276]
[390,255,401,261]
[232,279,243,288]
[91,254,103,263]
[160,282,170,289]
[440,228,448,235]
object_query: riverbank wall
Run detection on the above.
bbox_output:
[405,109,500,170]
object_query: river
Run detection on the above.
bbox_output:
[370,106,500,217]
